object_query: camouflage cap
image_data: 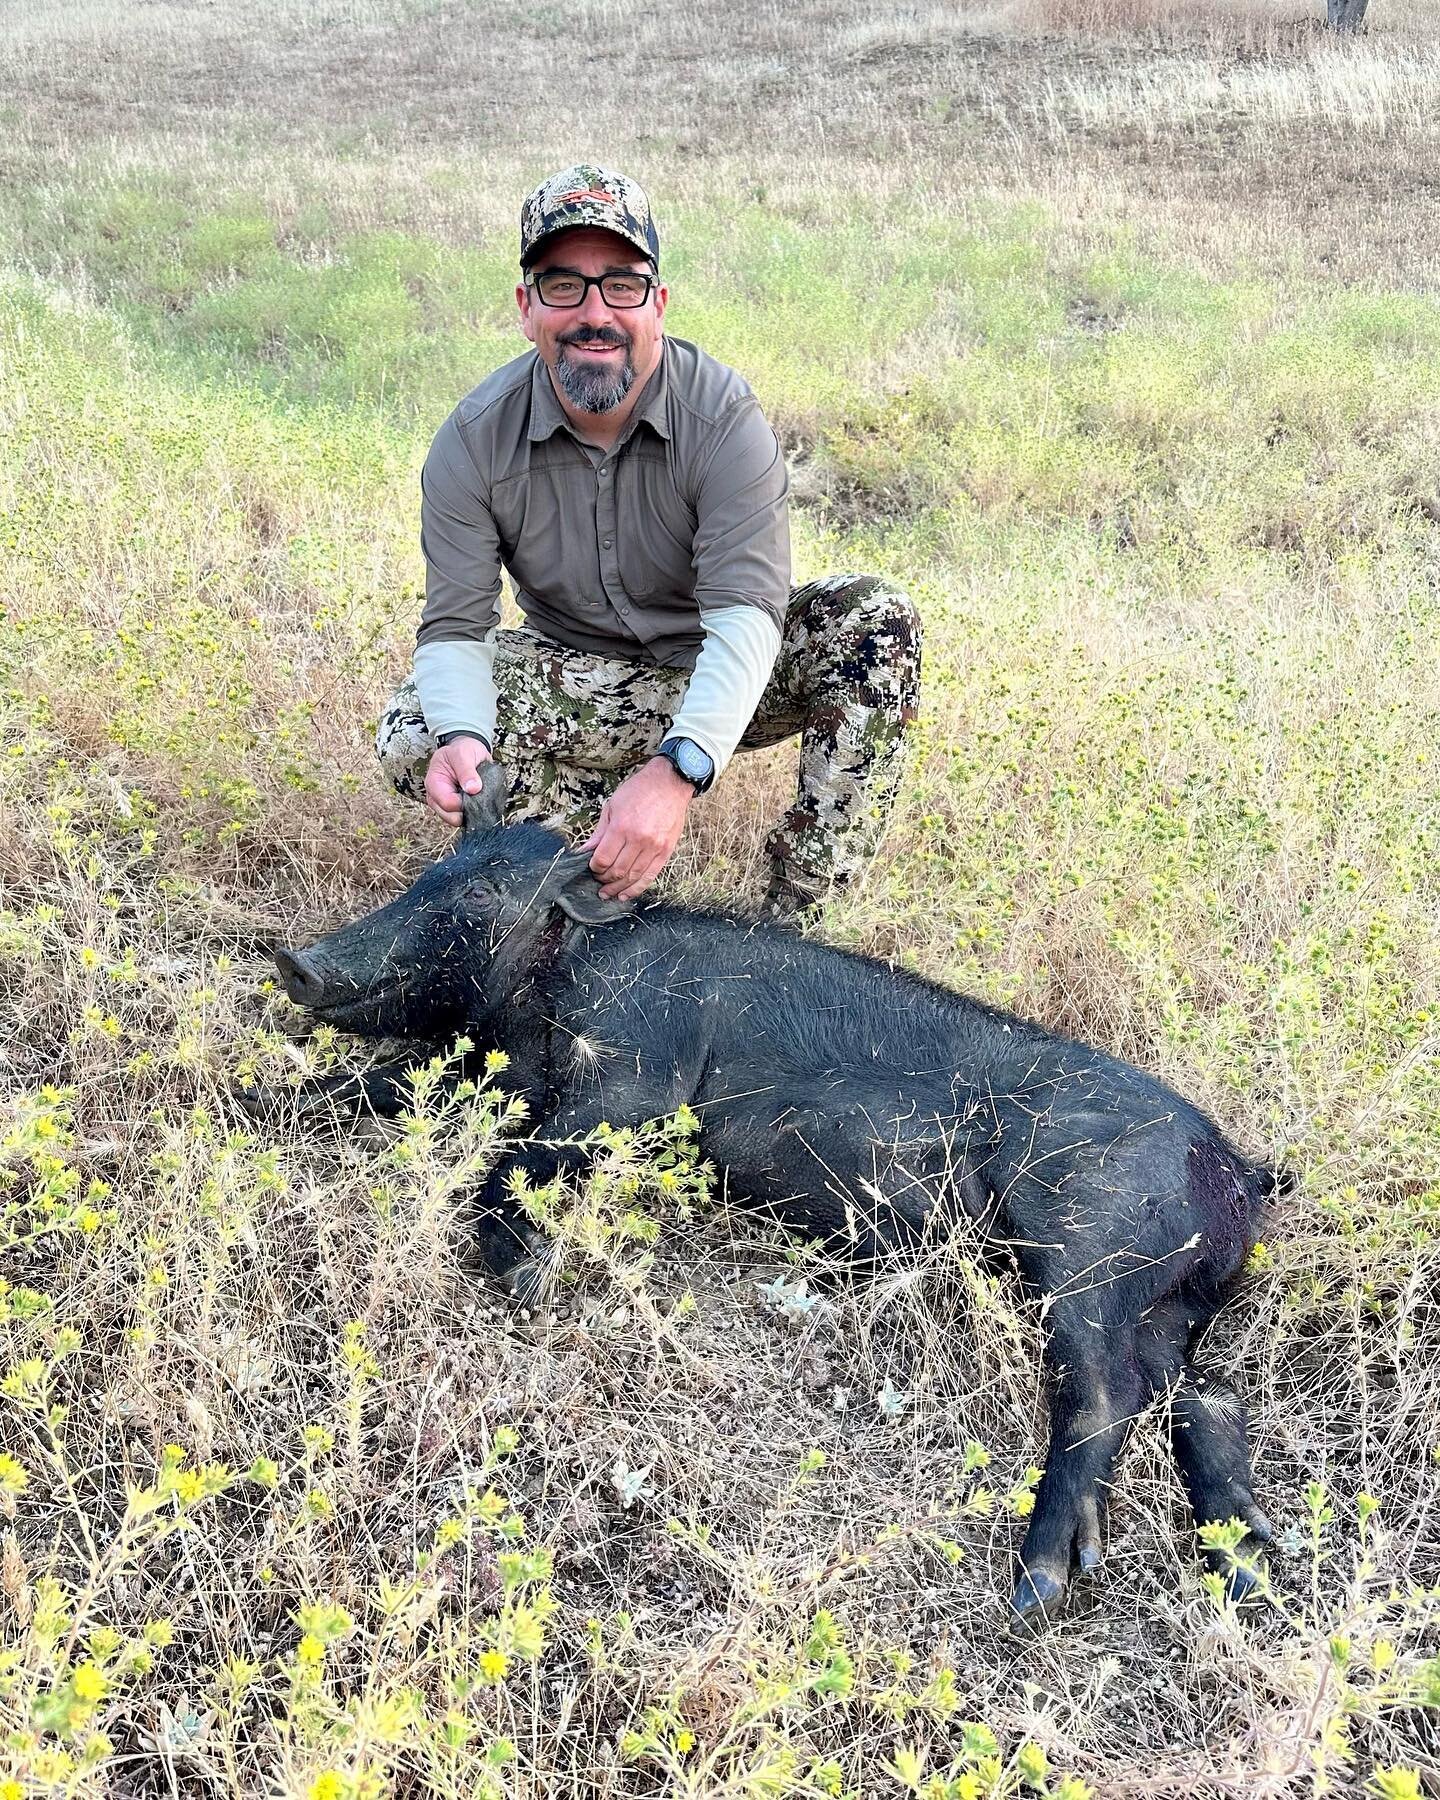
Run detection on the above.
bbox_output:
[519,164,660,271]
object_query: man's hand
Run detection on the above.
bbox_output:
[425,735,493,827]
[583,756,693,900]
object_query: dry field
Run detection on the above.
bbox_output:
[2,2,1439,1797]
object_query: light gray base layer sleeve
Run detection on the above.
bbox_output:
[412,636,499,743]
[669,603,782,777]
[411,605,779,775]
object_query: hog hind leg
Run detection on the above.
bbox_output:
[1136,1293,1271,1600]
[467,1086,677,1307]
[1010,1293,1148,1631]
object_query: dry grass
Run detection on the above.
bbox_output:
[6,0,1440,290]
[3,2,1440,1796]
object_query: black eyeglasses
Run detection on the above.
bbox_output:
[526,269,657,309]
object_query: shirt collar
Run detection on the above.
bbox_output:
[526,340,672,446]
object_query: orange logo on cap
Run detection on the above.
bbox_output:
[556,186,617,206]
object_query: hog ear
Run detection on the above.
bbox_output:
[459,760,509,837]
[550,851,636,927]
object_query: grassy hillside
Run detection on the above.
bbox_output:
[2,4,1439,1795]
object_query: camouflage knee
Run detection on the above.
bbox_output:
[785,573,923,720]
[502,760,622,843]
[760,574,922,891]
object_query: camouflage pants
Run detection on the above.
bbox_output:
[376,573,921,897]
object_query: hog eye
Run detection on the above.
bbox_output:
[467,878,501,900]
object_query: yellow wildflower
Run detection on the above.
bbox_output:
[71,1662,107,1704]
[478,1649,509,1683]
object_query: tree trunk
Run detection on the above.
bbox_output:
[1327,0,1371,30]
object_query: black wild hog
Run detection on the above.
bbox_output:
[254,763,1278,1627]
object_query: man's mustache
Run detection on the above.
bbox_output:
[561,331,629,349]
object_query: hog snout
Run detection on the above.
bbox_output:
[274,946,329,1009]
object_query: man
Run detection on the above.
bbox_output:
[377,163,921,916]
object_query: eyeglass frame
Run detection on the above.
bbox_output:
[524,267,660,309]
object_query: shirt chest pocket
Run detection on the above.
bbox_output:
[618,450,696,598]
[492,468,601,606]
[491,473,550,561]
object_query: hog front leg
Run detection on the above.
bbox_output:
[466,1138,580,1306]
[236,1046,452,1128]
[469,1080,681,1306]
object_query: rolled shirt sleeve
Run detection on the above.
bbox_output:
[417,408,503,643]
[412,637,499,745]
[689,397,791,635]
[667,395,789,774]
[414,408,505,741]
[667,602,782,777]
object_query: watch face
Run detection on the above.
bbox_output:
[674,740,713,783]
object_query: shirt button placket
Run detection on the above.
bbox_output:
[599,458,617,584]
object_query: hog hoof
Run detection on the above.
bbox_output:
[1202,1519,1270,1606]
[234,1082,331,1126]
[235,1083,280,1120]
[1008,1565,1067,1632]
[1243,1504,1273,1545]
[1220,1558,1266,1604]
[501,1253,551,1313]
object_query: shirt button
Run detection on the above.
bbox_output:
[599,466,609,476]
[602,538,613,549]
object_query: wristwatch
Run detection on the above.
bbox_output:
[435,730,492,751]
[655,736,716,795]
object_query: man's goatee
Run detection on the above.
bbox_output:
[555,343,636,414]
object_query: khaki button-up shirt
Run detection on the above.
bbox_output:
[417,335,791,672]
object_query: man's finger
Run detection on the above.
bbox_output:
[424,778,464,826]
[580,798,612,854]
[597,841,646,897]
[614,853,666,901]
[588,823,631,878]
[588,839,622,878]
[599,831,664,896]
[425,773,459,815]
[620,839,675,899]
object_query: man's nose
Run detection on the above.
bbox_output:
[575,283,615,327]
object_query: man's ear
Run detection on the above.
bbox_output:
[459,760,508,837]
[549,851,636,926]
